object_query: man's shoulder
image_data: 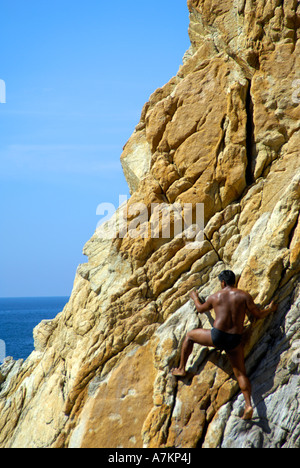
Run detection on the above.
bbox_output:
[207,290,223,303]
[235,288,251,299]
[208,288,250,300]
[208,290,221,299]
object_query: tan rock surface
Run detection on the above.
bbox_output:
[0,0,299,448]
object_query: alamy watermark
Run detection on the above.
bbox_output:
[0,79,6,104]
[291,339,300,365]
[0,340,6,364]
[96,196,204,248]
[292,79,300,104]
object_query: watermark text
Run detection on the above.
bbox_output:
[292,79,300,105]
[96,196,204,248]
[291,339,300,365]
[0,79,6,104]
[0,340,6,364]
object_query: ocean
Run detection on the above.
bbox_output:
[0,297,69,362]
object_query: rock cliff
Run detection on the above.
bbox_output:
[0,0,299,448]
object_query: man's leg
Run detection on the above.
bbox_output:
[226,345,253,420]
[172,329,213,377]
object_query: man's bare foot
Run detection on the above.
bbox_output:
[171,368,187,377]
[242,406,254,420]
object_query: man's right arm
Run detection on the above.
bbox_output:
[246,293,278,319]
[190,290,213,314]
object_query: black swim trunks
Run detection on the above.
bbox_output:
[211,327,242,352]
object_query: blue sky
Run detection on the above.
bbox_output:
[0,1,190,297]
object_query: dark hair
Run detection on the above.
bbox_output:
[218,270,236,286]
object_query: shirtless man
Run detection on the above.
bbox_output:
[172,270,278,420]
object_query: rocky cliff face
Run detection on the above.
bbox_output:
[0,0,299,448]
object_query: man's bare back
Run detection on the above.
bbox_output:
[191,286,270,335]
[171,270,278,420]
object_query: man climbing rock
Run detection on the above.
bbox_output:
[171,270,278,420]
